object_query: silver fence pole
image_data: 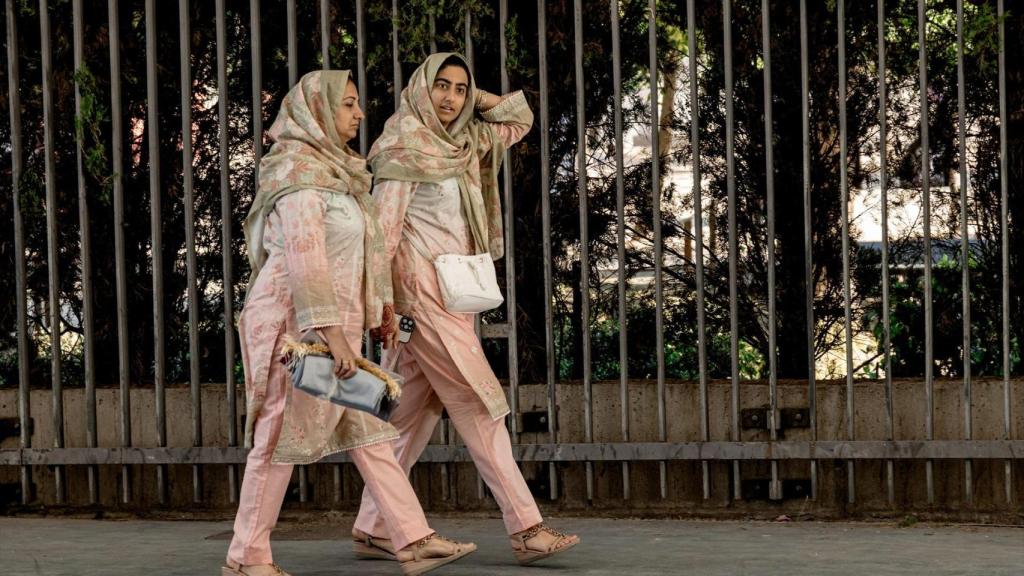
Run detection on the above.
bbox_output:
[145,0,168,505]
[215,0,239,504]
[108,0,133,504]
[918,0,935,505]
[392,0,401,108]
[838,0,855,505]
[573,0,594,503]
[464,10,472,70]
[997,0,1013,505]
[287,0,297,86]
[687,0,710,501]
[799,0,817,502]
[321,0,330,69]
[650,0,668,502]
[499,0,520,447]
[610,0,631,501]
[251,0,264,175]
[537,0,559,501]
[6,0,33,506]
[428,11,436,53]
[72,0,99,505]
[723,0,741,502]
[761,0,780,501]
[39,0,66,505]
[878,0,896,506]
[955,0,973,505]
[180,0,204,504]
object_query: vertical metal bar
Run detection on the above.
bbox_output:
[251,0,264,176]
[537,0,558,501]
[146,0,168,505]
[723,0,741,502]
[296,0,308,488]
[997,0,1013,505]
[72,0,99,505]
[215,0,238,504]
[109,0,132,504]
[287,0,297,86]
[6,0,33,506]
[438,416,450,501]
[333,0,358,500]
[610,0,630,501]
[499,0,519,445]
[39,0,65,505]
[573,0,594,503]
[837,0,856,504]
[918,0,935,505]
[361,1,379,369]
[761,0,780,502]
[297,465,308,503]
[428,11,436,53]
[468,14,480,349]
[392,0,401,109]
[687,0,710,501]
[649,0,667,502]
[320,0,330,69]
[421,2,447,499]
[955,0,972,505]
[878,0,895,506]
[799,0,817,503]
[180,0,203,504]
[356,0,367,156]
[464,10,473,70]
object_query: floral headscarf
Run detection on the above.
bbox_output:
[368,52,506,259]
[244,69,391,328]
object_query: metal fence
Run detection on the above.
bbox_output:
[2,0,1020,511]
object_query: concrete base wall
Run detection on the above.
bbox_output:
[2,379,1023,520]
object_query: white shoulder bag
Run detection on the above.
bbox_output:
[406,234,504,314]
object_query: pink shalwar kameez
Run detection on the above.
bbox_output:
[228,190,433,567]
[354,91,544,538]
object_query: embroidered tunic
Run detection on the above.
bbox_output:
[239,190,397,464]
[374,92,534,419]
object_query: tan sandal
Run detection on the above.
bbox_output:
[352,529,396,560]
[221,561,292,576]
[510,523,580,566]
[397,533,476,576]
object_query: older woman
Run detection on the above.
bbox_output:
[353,53,579,566]
[224,69,473,576]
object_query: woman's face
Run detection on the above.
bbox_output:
[430,64,469,129]
[333,80,364,143]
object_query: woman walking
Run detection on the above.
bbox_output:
[352,53,580,566]
[224,69,474,576]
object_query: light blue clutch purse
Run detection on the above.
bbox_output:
[282,332,402,422]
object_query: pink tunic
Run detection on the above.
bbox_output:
[374,92,534,420]
[238,189,397,465]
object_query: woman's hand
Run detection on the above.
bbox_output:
[318,325,359,379]
[371,303,398,350]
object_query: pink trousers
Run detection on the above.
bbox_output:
[353,308,543,538]
[227,356,433,566]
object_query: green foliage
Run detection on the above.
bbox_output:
[865,246,1022,379]
[73,66,113,203]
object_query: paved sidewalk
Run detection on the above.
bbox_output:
[1,516,1021,575]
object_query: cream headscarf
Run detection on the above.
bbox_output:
[368,52,506,259]
[243,69,391,329]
